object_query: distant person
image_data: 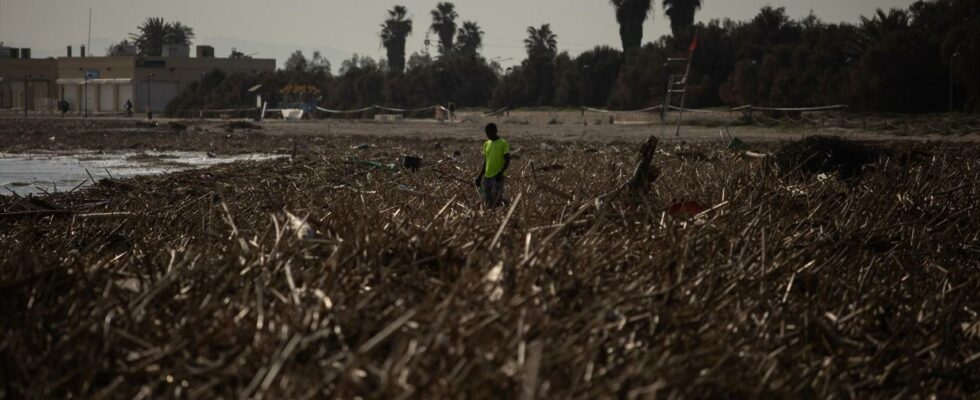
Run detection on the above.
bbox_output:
[124,100,133,117]
[448,101,457,122]
[474,123,510,208]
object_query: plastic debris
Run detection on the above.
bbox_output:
[667,201,707,219]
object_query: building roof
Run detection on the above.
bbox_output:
[56,78,133,85]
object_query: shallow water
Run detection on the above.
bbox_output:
[1,151,282,196]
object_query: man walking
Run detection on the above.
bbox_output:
[474,123,510,208]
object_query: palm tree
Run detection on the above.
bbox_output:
[609,0,653,51]
[430,2,459,56]
[524,24,558,60]
[749,6,797,46]
[663,0,702,36]
[130,17,169,56]
[130,18,195,56]
[860,8,910,40]
[381,5,414,72]
[455,21,484,56]
[166,22,195,46]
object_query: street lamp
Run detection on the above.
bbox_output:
[950,53,960,114]
[0,77,4,110]
[146,73,156,120]
[491,56,514,70]
[24,74,32,118]
[79,68,90,118]
[581,64,591,107]
[199,72,208,119]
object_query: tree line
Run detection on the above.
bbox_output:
[164,0,980,115]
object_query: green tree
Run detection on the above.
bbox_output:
[284,51,309,73]
[554,52,580,105]
[663,0,702,36]
[129,18,195,56]
[609,43,668,108]
[610,0,653,51]
[310,51,332,76]
[166,22,195,46]
[430,2,459,57]
[130,17,169,56]
[576,46,624,106]
[748,6,799,47]
[331,54,385,108]
[381,5,413,73]
[407,52,434,71]
[523,24,560,105]
[490,66,530,108]
[860,8,910,41]
[339,54,380,75]
[105,39,133,56]
[455,21,484,57]
[524,24,558,60]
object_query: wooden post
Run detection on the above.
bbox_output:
[628,136,661,195]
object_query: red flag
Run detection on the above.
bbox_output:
[688,33,699,55]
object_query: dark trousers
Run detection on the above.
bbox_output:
[480,176,506,208]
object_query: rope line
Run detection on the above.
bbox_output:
[582,105,662,113]
[484,107,509,116]
[177,102,978,135]
[315,106,377,114]
[745,105,847,112]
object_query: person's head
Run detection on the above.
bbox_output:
[485,123,498,140]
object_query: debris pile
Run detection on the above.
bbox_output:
[774,135,883,179]
[224,120,263,131]
[1,136,978,399]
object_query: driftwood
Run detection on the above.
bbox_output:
[2,135,978,399]
[627,135,661,194]
[0,210,73,218]
[601,135,661,200]
[0,210,134,219]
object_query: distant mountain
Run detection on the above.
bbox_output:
[201,37,350,70]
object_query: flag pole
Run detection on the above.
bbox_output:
[87,8,92,57]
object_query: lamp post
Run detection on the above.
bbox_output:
[199,72,207,119]
[24,74,32,118]
[0,77,5,110]
[581,64,591,107]
[146,73,156,120]
[491,56,513,75]
[505,67,513,117]
[661,63,670,122]
[949,53,960,114]
[79,68,90,118]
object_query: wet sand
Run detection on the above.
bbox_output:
[2,112,978,157]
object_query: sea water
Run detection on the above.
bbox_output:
[1,151,282,196]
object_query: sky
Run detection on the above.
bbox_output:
[0,0,919,69]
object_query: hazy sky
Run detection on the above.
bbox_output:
[1,0,918,68]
